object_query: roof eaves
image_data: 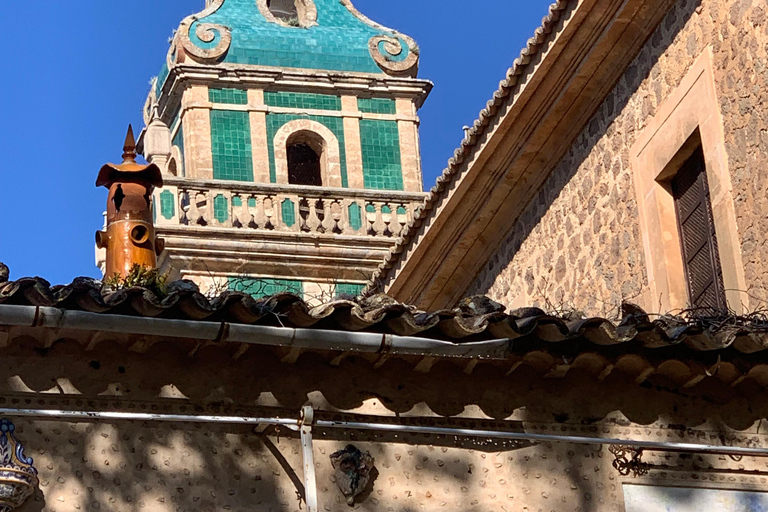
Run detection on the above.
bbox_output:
[3,274,768,356]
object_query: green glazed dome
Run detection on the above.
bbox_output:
[155,0,420,96]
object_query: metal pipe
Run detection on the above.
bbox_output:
[313,420,768,457]
[0,408,299,428]
[0,305,511,360]
[0,407,765,457]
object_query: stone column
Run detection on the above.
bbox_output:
[182,85,214,180]
[249,89,271,184]
[396,98,423,192]
[341,95,365,189]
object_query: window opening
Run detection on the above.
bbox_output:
[267,0,299,23]
[288,142,322,186]
[168,158,178,177]
[671,146,727,313]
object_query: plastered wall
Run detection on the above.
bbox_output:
[469,0,768,317]
[11,406,768,512]
[3,336,768,512]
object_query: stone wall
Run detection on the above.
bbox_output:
[469,0,768,317]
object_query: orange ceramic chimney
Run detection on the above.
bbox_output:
[96,126,164,278]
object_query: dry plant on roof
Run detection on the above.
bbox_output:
[103,264,169,299]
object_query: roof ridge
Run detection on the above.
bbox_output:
[372,0,572,285]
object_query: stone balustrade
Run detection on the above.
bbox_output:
[156,178,427,239]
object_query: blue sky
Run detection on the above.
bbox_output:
[0,0,554,284]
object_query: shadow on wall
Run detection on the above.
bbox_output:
[12,416,765,512]
[6,419,566,512]
[470,0,705,316]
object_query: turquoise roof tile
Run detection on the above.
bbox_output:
[154,0,420,95]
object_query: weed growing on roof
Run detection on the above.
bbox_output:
[103,264,169,298]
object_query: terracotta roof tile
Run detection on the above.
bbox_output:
[2,275,768,356]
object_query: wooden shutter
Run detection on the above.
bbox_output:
[671,147,727,313]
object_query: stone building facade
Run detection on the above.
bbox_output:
[468,0,768,318]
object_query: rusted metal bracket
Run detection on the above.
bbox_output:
[609,444,650,477]
[299,405,318,512]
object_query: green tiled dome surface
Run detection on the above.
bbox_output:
[189,0,403,73]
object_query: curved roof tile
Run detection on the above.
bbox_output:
[2,275,768,356]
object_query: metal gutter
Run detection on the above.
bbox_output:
[0,304,511,360]
[0,407,765,457]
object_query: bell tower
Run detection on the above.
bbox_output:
[139,0,431,301]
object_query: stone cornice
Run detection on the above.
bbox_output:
[377,0,679,309]
[155,64,434,122]
[158,226,397,281]
[176,102,418,123]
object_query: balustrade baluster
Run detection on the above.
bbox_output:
[188,190,204,225]
[318,199,332,233]
[219,190,234,228]
[198,190,213,226]
[365,202,384,236]
[381,203,393,237]
[306,198,322,233]
[298,198,310,232]
[263,195,276,230]
[330,200,343,234]
[247,195,261,229]
[230,194,243,228]
[179,189,191,225]
[390,203,405,236]
[375,202,388,236]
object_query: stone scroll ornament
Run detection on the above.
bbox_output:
[330,445,375,505]
[0,420,38,512]
[340,0,420,77]
[178,0,233,63]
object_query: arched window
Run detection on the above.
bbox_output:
[267,0,298,22]
[287,132,324,186]
[168,157,179,177]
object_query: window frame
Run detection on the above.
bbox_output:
[631,48,747,314]
[273,120,344,188]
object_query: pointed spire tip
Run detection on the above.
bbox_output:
[122,124,137,163]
